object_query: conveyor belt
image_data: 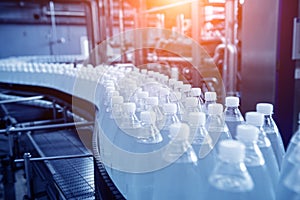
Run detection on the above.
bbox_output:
[32,130,95,199]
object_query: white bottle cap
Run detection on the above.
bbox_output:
[105,86,115,92]
[168,78,176,86]
[236,124,259,142]
[174,81,184,89]
[140,111,156,123]
[146,97,159,106]
[123,102,136,113]
[111,96,124,104]
[256,103,273,115]
[161,75,169,82]
[181,84,191,92]
[218,140,245,163]
[169,123,190,141]
[141,69,147,74]
[225,96,240,107]
[188,112,206,126]
[163,103,177,114]
[160,88,170,96]
[137,91,149,99]
[205,91,217,101]
[191,88,201,96]
[245,112,264,126]
[185,97,198,107]
[110,91,120,97]
[208,103,223,115]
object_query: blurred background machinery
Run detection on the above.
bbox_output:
[0,0,299,199]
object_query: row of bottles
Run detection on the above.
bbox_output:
[92,64,287,200]
[0,59,299,199]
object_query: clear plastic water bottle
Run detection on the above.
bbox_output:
[190,87,204,112]
[135,91,149,115]
[224,96,244,139]
[203,91,217,114]
[145,97,164,128]
[236,124,275,199]
[279,143,300,188]
[152,123,203,200]
[188,112,209,146]
[170,91,185,121]
[256,103,285,169]
[138,111,163,144]
[284,112,300,160]
[276,156,300,200]
[182,97,201,122]
[119,103,141,137]
[204,140,254,200]
[180,83,191,104]
[188,112,215,182]
[160,103,180,134]
[205,103,232,149]
[245,111,279,189]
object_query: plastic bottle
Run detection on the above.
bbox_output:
[183,97,201,122]
[138,111,163,144]
[190,87,204,112]
[135,91,149,115]
[180,83,191,104]
[119,103,141,137]
[256,103,285,169]
[245,111,279,189]
[276,158,300,200]
[205,103,232,149]
[204,140,254,200]
[284,112,300,160]
[224,96,244,139]
[188,112,215,182]
[278,143,300,189]
[169,91,185,121]
[236,124,275,199]
[203,91,217,114]
[160,103,180,135]
[145,97,164,128]
[152,123,203,200]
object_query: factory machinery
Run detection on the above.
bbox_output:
[0,0,299,199]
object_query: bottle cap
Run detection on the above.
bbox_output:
[163,103,177,114]
[208,103,223,115]
[168,78,176,86]
[236,124,259,142]
[225,96,240,107]
[146,97,158,105]
[105,86,115,92]
[188,112,206,126]
[110,91,119,97]
[169,123,190,141]
[245,112,264,126]
[191,88,201,96]
[111,96,124,104]
[123,102,136,113]
[181,84,191,92]
[140,111,156,123]
[140,69,147,74]
[218,140,245,162]
[137,91,149,99]
[205,91,217,101]
[256,103,273,115]
[174,81,184,89]
[185,97,198,107]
